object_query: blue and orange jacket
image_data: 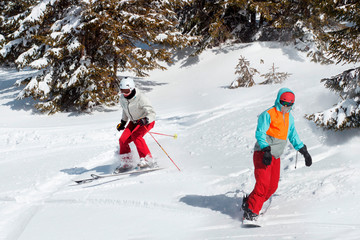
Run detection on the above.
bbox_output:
[254,88,304,158]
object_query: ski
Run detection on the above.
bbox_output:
[73,167,164,184]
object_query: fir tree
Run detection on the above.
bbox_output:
[277,0,359,65]
[260,63,291,85]
[318,0,360,64]
[0,0,38,65]
[247,0,359,64]
[1,0,197,113]
[306,67,360,130]
[176,0,360,64]
[230,55,259,88]
[177,0,260,54]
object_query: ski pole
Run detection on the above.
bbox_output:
[295,151,298,169]
[145,126,181,171]
[149,131,178,139]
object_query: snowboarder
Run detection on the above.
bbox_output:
[116,77,156,172]
[242,87,312,221]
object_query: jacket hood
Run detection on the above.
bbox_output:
[275,87,295,111]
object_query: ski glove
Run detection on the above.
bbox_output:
[261,146,272,166]
[137,117,149,126]
[116,120,127,131]
[299,145,312,167]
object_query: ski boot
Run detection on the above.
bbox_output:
[114,163,132,174]
[137,156,156,169]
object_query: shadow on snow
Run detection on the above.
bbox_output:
[61,164,114,176]
[179,190,245,221]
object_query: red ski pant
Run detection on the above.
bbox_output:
[119,121,154,158]
[247,151,280,215]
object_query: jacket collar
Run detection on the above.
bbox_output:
[125,88,136,100]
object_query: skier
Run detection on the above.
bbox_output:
[242,88,312,221]
[116,77,156,172]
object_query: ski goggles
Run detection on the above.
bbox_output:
[120,89,131,94]
[280,100,294,107]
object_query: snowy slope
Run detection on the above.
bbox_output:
[1,42,360,240]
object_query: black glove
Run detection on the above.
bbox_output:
[299,145,312,167]
[116,120,127,131]
[137,117,149,126]
[261,146,272,166]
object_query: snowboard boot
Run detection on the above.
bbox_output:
[241,195,249,211]
[243,208,259,221]
[242,195,259,221]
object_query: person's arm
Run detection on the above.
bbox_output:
[288,114,312,167]
[255,111,271,149]
[139,95,156,123]
[287,114,304,150]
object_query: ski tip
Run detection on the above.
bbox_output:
[73,179,93,184]
[90,174,101,179]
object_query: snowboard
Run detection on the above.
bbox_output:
[241,218,261,228]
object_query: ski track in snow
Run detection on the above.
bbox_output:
[0,125,119,239]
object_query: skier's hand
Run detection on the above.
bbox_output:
[137,117,149,126]
[299,145,312,167]
[117,120,127,131]
[261,146,272,166]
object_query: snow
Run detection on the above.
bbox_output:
[15,45,40,67]
[29,57,49,69]
[48,48,62,58]
[67,39,81,53]
[50,6,82,36]
[156,33,168,41]
[68,65,88,87]
[61,14,82,34]
[0,39,23,58]
[23,0,57,23]
[1,42,360,239]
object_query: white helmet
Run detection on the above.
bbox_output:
[119,77,135,90]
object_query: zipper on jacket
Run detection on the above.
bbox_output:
[126,99,134,122]
[283,113,286,127]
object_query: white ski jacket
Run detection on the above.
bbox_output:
[119,88,156,124]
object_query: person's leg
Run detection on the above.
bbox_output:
[119,122,136,154]
[264,157,281,201]
[247,151,275,215]
[131,122,155,158]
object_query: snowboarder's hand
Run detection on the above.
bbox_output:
[262,146,272,166]
[299,145,312,167]
[117,120,127,131]
[137,117,149,126]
